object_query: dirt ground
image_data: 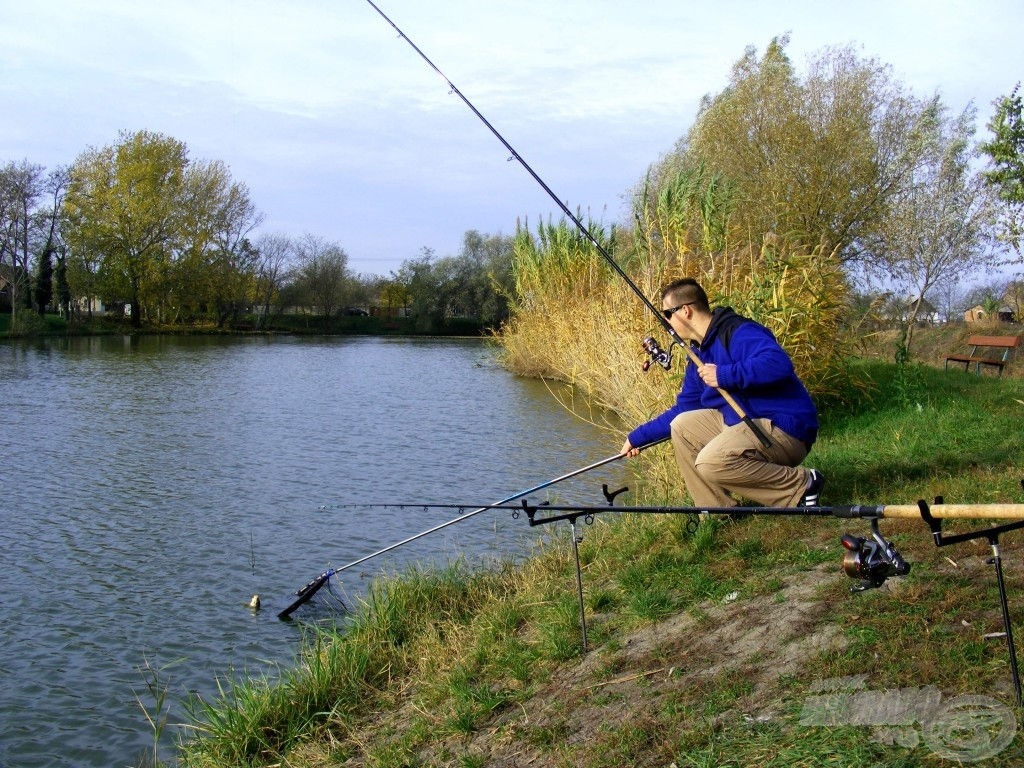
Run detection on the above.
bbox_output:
[473,566,845,767]
[335,564,850,768]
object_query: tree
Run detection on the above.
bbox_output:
[62,131,261,328]
[54,250,71,318]
[378,277,410,316]
[930,279,973,323]
[33,245,53,314]
[650,37,936,262]
[388,234,514,333]
[294,233,349,320]
[395,247,443,332]
[865,103,999,353]
[63,130,190,327]
[344,272,385,312]
[457,230,515,327]
[980,84,1024,252]
[251,233,295,327]
[0,160,46,326]
[37,167,69,311]
[1003,279,1024,321]
[177,160,263,326]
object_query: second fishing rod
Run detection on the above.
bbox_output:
[277,443,666,619]
[362,0,770,450]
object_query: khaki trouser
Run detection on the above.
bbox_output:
[670,409,810,508]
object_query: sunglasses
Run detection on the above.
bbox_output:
[662,302,693,320]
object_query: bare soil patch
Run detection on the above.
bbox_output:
[403,564,847,768]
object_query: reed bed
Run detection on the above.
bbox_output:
[498,170,850,500]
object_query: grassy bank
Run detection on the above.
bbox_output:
[168,359,1024,767]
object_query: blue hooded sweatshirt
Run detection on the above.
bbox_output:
[627,307,818,448]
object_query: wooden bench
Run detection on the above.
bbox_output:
[944,334,1019,375]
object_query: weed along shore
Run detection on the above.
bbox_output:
[172,360,1024,767]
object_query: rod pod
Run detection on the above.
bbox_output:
[918,497,1024,706]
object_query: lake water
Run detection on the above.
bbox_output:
[0,335,624,767]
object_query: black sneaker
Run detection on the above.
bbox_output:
[801,469,825,507]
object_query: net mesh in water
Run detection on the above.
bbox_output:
[278,569,351,621]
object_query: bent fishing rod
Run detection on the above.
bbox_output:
[278,443,662,619]
[362,0,770,450]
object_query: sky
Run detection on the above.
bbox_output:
[2,0,1021,276]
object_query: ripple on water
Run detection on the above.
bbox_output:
[0,336,624,765]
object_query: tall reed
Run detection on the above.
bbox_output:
[497,169,850,499]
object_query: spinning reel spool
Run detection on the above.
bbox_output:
[841,518,911,591]
[641,336,673,372]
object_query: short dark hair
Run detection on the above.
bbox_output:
[661,278,710,313]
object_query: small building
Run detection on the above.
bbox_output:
[964,305,988,323]
[965,305,1016,323]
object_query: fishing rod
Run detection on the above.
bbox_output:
[512,490,1024,698]
[362,0,771,450]
[278,444,661,619]
[316,497,1024,596]
[315,500,1024,522]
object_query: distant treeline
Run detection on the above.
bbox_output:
[0,129,517,336]
[2,40,1021,348]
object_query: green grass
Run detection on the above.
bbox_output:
[169,359,1024,768]
[814,359,1024,503]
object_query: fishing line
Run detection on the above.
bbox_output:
[362,0,770,449]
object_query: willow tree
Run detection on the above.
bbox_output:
[867,103,999,354]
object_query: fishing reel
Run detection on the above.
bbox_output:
[641,336,673,371]
[841,519,911,592]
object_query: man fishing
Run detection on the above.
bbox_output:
[621,277,824,509]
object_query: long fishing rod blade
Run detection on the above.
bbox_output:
[325,502,535,512]
[362,1,771,449]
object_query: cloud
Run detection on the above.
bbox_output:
[3,0,1022,275]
